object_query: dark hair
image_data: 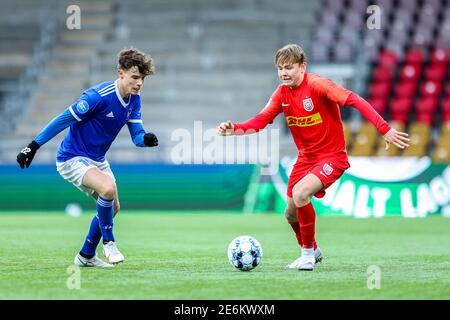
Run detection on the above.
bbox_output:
[117,47,155,76]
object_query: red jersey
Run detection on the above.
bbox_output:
[234,73,390,162]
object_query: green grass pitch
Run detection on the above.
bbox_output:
[0,212,449,299]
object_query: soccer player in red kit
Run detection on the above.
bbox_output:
[217,44,410,270]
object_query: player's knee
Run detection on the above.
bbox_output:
[284,208,297,222]
[98,181,116,200]
[292,189,311,208]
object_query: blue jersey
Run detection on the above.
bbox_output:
[56,80,143,162]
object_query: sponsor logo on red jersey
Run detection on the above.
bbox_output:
[286,112,322,127]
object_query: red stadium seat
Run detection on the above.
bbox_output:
[420,80,442,98]
[390,97,413,124]
[415,97,439,124]
[445,83,450,97]
[430,48,449,66]
[368,97,388,115]
[395,81,418,98]
[372,66,394,83]
[404,48,425,65]
[424,64,447,82]
[399,64,422,82]
[378,49,398,70]
[442,98,450,123]
[368,81,391,98]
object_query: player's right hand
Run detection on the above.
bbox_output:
[17,140,40,169]
[217,120,234,136]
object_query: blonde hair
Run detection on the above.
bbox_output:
[275,44,307,66]
[117,47,155,76]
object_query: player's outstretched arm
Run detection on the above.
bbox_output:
[217,120,234,136]
[16,108,77,169]
[383,128,410,150]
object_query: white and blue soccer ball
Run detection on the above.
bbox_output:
[227,235,262,271]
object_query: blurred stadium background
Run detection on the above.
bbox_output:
[1,0,450,302]
[0,0,449,216]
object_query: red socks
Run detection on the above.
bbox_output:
[296,203,317,249]
[289,221,303,247]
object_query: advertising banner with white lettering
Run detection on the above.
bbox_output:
[273,157,450,218]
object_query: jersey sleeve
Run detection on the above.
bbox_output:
[233,86,283,134]
[345,93,391,135]
[68,90,101,122]
[127,121,146,147]
[34,109,78,146]
[128,96,143,124]
[309,76,352,106]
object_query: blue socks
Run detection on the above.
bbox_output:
[80,215,102,258]
[96,196,115,242]
[79,196,115,258]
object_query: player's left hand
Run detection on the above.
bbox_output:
[383,128,410,150]
[144,132,158,147]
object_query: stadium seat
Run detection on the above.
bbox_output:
[390,97,413,124]
[368,81,391,98]
[372,66,394,83]
[334,42,354,62]
[432,129,450,162]
[442,98,450,122]
[402,122,430,157]
[399,64,422,82]
[342,122,352,148]
[424,64,447,82]
[378,49,398,70]
[394,81,417,98]
[411,28,433,50]
[444,83,450,97]
[404,48,425,66]
[419,80,442,98]
[349,122,377,156]
[415,97,438,124]
[432,145,450,162]
[430,48,449,66]
[432,121,450,162]
[442,122,450,136]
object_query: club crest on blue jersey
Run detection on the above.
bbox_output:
[76,100,89,114]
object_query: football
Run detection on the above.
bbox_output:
[227,235,262,271]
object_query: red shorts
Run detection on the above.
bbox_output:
[287,156,350,198]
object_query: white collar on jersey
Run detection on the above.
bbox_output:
[114,80,131,107]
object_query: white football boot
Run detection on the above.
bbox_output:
[287,247,323,269]
[103,241,125,264]
[74,253,114,268]
[296,248,315,271]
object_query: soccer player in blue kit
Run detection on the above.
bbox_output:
[16,48,159,267]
